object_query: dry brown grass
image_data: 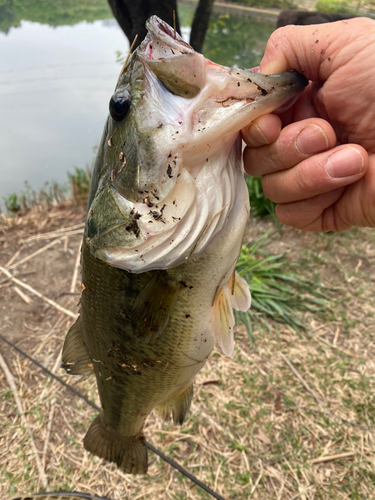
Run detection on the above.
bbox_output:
[1,206,375,500]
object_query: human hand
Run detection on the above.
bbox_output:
[242,17,375,231]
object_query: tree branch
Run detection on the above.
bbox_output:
[189,0,215,53]
[107,0,180,50]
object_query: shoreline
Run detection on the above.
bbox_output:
[180,0,281,19]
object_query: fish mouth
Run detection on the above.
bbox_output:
[139,16,308,105]
[178,68,308,166]
[138,16,206,99]
[143,15,194,54]
[136,16,308,168]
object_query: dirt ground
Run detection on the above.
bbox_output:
[0,203,375,500]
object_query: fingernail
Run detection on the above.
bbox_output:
[296,124,329,155]
[248,123,270,146]
[325,147,364,178]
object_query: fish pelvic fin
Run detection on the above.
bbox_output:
[84,412,148,474]
[61,316,94,376]
[209,272,250,357]
[157,384,194,425]
[132,272,181,343]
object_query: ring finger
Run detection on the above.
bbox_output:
[262,144,367,204]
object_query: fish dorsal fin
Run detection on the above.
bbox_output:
[210,273,251,357]
[61,316,94,376]
[132,272,181,343]
[210,284,235,357]
[228,271,251,312]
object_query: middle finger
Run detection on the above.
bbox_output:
[244,118,336,177]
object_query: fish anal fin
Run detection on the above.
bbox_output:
[228,271,251,312]
[210,284,235,357]
[84,412,148,474]
[132,273,181,343]
[61,316,93,376]
[157,384,194,425]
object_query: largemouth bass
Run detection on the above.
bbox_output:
[61,16,307,474]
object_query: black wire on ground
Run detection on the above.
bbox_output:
[11,492,112,499]
[0,333,226,500]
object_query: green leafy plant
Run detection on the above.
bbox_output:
[2,193,20,213]
[68,166,91,203]
[246,176,276,219]
[315,0,355,12]
[2,166,91,214]
[235,232,331,342]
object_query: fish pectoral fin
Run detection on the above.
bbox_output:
[132,273,181,343]
[157,384,194,425]
[228,271,251,312]
[61,316,94,376]
[210,284,235,357]
[209,273,251,357]
[84,412,148,474]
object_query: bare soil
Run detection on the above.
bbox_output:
[1,203,375,500]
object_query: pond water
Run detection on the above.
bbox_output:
[0,4,275,208]
[0,19,128,207]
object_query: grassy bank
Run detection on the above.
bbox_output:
[1,204,374,499]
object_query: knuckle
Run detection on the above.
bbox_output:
[295,158,327,195]
[261,175,278,202]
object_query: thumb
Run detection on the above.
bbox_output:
[259,17,374,81]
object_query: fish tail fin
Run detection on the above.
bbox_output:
[84,413,148,474]
[157,384,193,425]
[61,315,94,376]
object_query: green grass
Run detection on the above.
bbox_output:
[1,220,374,499]
[68,166,91,203]
[246,176,277,220]
[235,231,331,341]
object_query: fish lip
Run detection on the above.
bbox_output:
[239,69,309,95]
[262,71,309,113]
[140,15,194,57]
[273,94,303,114]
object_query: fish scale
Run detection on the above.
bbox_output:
[61,15,308,474]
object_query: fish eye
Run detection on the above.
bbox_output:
[109,90,131,122]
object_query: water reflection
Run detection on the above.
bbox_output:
[204,13,274,69]
[0,0,113,34]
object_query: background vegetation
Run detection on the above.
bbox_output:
[0,0,112,34]
[316,0,375,12]
[228,0,296,8]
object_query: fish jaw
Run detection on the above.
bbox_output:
[178,67,308,167]
[136,15,308,168]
